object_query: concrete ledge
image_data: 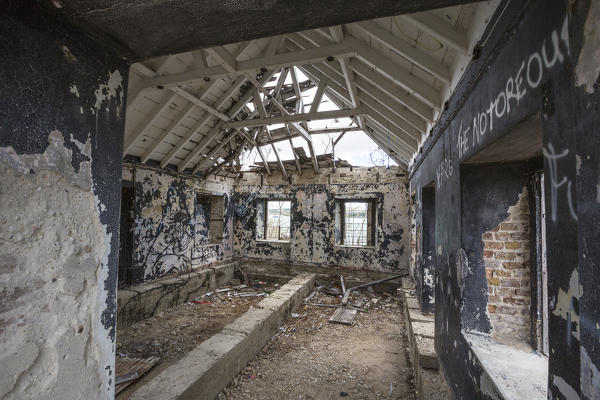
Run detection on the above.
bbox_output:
[130,273,316,400]
[401,279,441,399]
[117,262,236,327]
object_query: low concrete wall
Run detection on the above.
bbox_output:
[130,273,316,400]
[401,278,438,399]
[117,262,236,327]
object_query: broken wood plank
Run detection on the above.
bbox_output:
[341,274,404,305]
[115,356,160,394]
[329,307,357,325]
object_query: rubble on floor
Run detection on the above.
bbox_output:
[218,282,418,400]
[116,279,280,398]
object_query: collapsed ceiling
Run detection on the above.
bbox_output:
[124,1,499,178]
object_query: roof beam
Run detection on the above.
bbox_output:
[127,56,175,115]
[193,131,239,173]
[310,61,428,132]
[303,63,423,147]
[222,108,366,129]
[398,13,469,55]
[160,75,247,168]
[141,43,355,89]
[361,97,422,143]
[265,35,286,57]
[329,26,359,110]
[202,137,249,178]
[192,49,208,71]
[343,35,441,109]
[348,59,435,122]
[206,46,237,73]
[123,91,177,154]
[234,40,255,61]
[171,87,230,121]
[141,101,195,163]
[256,145,272,176]
[366,123,412,161]
[364,128,408,167]
[287,38,434,122]
[309,81,327,113]
[177,70,277,171]
[354,20,452,83]
[365,113,416,154]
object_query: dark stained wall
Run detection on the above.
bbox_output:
[409,0,600,397]
[122,165,235,284]
[233,167,410,273]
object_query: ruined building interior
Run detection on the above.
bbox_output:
[1,0,600,399]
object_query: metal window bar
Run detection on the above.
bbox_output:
[266,200,291,241]
[344,202,368,246]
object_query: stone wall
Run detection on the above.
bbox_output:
[0,5,127,398]
[122,164,235,284]
[233,166,410,273]
[483,187,531,346]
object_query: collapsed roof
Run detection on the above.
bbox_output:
[123,2,499,178]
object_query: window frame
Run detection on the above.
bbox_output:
[194,192,225,245]
[257,199,291,242]
[337,199,377,247]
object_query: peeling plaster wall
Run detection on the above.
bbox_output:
[233,167,410,273]
[0,5,126,399]
[408,0,600,398]
[123,164,235,284]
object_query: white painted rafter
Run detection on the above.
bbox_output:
[353,20,452,83]
[398,12,469,55]
[140,43,355,90]
[222,108,366,129]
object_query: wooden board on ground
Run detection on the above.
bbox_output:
[328,306,357,325]
[115,356,160,395]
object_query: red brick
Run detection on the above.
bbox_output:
[502,262,524,270]
[500,278,521,287]
[500,223,518,231]
[487,277,500,286]
[515,289,531,296]
[509,232,529,240]
[497,306,518,315]
[485,241,504,250]
[494,232,509,240]
[495,252,517,260]
[504,297,530,305]
[495,287,517,296]
[483,250,495,258]
[482,232,494,240]
[494,270,512,277]
[488,286,496,295]
[488,295,501,303]
[486,269,493,279]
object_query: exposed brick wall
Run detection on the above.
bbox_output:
[483,187,531,346]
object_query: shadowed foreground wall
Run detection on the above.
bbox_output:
[233,167,410,273]
[0,5,126,399]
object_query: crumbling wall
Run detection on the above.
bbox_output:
[123,164,234,283]
[409,0,600,398]
[483,187,531,346]
[0,5,127,399]
[233,167,410,273]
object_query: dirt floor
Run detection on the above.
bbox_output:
[115,280,280,398]
[217,288,419,400]
[117,279,450,400]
